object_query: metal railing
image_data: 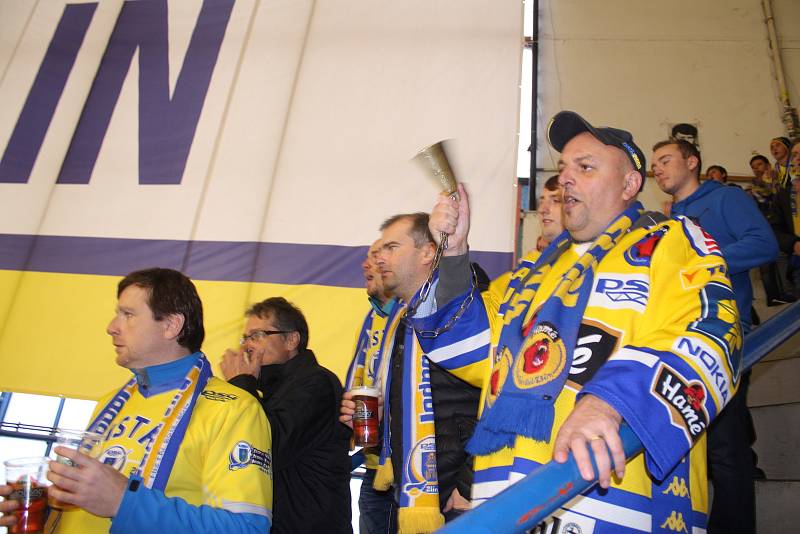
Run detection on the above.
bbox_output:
[438,301,800,533]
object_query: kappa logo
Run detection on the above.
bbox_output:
[228,440,272,475]
[201,390,238,402]
[662,476,690,498]
[652,365,708,444]
[660,511,689,533]
[673,336,730,404]
[568,322,620,387]
[590,274,649,312]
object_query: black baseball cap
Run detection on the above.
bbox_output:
[547,111,647,191]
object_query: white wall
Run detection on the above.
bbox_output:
[532,0,800,178]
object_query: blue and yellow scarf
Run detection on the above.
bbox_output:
[469,202,643,455]
[87,353,212,490]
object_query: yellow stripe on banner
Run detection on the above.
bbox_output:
[0,270,367,400]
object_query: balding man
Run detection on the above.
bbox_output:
[419,111,742,533]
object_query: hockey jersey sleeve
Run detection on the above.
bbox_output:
[579,217,743,480]
[111,389,273,533]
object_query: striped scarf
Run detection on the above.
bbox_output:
[469,202,643,455]
[87,354,212,490]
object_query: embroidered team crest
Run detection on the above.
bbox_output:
[228,440,272,475]
[402,437,439,497]
[98,445,128,471]
[513,322,566,390]
[624,227,668,266]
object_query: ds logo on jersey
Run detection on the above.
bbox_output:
[590,274,649,312]
[229,441,272,475]
[652,365,708,444]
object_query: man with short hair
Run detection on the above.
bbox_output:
[652,139,777,332]
[706,165,727,183]
[652,138,777,533]
[421,111,742,532]
[344,240,399,534]
[47,268,273,533]
[221,297,351,534]
[340,213,483,533]
[770,136,793,189]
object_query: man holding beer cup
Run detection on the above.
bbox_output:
[340,213,483,533]
[343,239,399,534]
[45,268,274,533]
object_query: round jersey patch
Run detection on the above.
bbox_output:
[513,322,566,390]
[98,445,128,471]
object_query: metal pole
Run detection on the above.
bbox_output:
[528,0,540,210]
[762,0,800,137]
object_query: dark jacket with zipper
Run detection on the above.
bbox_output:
[389,320,481,509]
[230,348,352,534]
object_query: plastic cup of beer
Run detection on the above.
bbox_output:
[48,429,103,510]
[350,387,380,447]
[4,457,51,534]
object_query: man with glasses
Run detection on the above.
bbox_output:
[221,297,351,534]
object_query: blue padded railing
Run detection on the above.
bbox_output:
[438,301,800,533]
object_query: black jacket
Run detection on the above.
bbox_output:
[389,321,481,509]
[766,185,800,255]
[230,349,352,534]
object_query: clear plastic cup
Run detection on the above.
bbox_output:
[4,457,51,534]
[48,429,103,510]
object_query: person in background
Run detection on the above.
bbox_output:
[652,138,777,534]
[343,240,398,534]
[770,136,793,190]
[221,297,352,534]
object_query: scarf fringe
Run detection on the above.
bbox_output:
[398,507,445,534]
[466,422,515,456]
[488,391,555,441]
[373,458,394,491]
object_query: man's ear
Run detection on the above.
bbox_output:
[622,171,642,201]
[421,242,436,266]
[687,155,699,173]
[163,313,185,341]
[285,331,301,353]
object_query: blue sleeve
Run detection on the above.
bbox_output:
[718,188,778,274]
[110,477,271,534]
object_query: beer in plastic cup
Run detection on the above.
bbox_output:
[48,429,103,510]
[4,457,51,534]
[350,387,380,447]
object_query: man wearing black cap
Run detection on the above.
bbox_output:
[416,111,742,532]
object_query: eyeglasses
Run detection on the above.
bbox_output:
[239,330,290,345]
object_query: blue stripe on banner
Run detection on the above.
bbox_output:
[0,234,513,287]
